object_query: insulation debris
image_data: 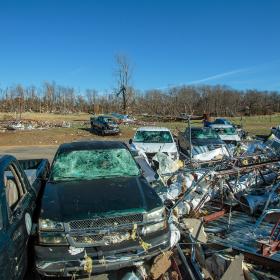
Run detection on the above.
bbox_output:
[150,251,173,279]
[140,127,280,279]
[1,119,71,131]
[83,252,93,275]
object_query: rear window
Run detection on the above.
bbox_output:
[51,148,140,181]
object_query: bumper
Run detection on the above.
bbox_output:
[35,231,170,277]
[103,129,119,135]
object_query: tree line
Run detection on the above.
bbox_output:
[0,82,279,117]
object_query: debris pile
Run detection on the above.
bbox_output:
[129,126,280,279]
[0,119,71,131]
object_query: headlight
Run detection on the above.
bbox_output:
[39,219,64,231]
[39,232,68,245]
[142,221,167,235]
[146,207,166,223]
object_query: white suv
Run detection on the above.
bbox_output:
[131,127,179,160]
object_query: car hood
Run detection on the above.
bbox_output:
[106,123,119,128]
[41,176,162,222]
[192,138,225,146]
[218,134,241,141]
[133,142,178,154]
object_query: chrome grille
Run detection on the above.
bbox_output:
[71,231,131,246]
[72,234,105,244]
[69,214,143,230]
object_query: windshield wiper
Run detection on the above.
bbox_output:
[52,176,80,182]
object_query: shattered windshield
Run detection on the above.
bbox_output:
[190,129,219,140]
[103,117,115,124]
[133,130,173,143]
[215,127,236,135]
[51,149,140,181]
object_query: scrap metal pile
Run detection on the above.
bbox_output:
[131,129,280,280]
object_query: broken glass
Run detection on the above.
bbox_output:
[187,128,220,140]
[215,127,237,135]
[51,149,140,181]
[133,131,173,143]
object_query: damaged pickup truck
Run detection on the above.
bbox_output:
[35,141,171,277]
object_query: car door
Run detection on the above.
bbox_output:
[0,195,14,280]
[4,163,33,279]
[99,117,106,132]
[95,116,102,130]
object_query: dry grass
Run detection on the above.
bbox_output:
[0,112,279,146]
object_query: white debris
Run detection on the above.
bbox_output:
[169,223,181,247]
[68,246,84,255]
[193,146,229,161]
[152,152,183,175]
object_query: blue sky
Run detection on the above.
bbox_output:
[0,0,279,93]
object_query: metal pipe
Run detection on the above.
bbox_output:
[188,116,192,162]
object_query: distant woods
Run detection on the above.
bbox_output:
[0,82,280,117]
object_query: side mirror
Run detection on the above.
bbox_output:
[128,139,133,144]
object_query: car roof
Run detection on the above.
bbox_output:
[136,127,171,132]
[211,123,234,127]
[215,118,230,122]
[58,141,127,153]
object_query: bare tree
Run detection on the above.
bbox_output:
[15,84,25,119]
[114,54,134,114]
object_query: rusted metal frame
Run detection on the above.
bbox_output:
[270,217,280,242]
[215,159,280,176]
[202,209,226,223]
[207,242,280,271]
[259,216,280,256]
[170,255,183,280]
[176,243,204,280]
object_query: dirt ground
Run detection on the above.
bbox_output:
[0,126,134,146]
[0,112,278,148]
